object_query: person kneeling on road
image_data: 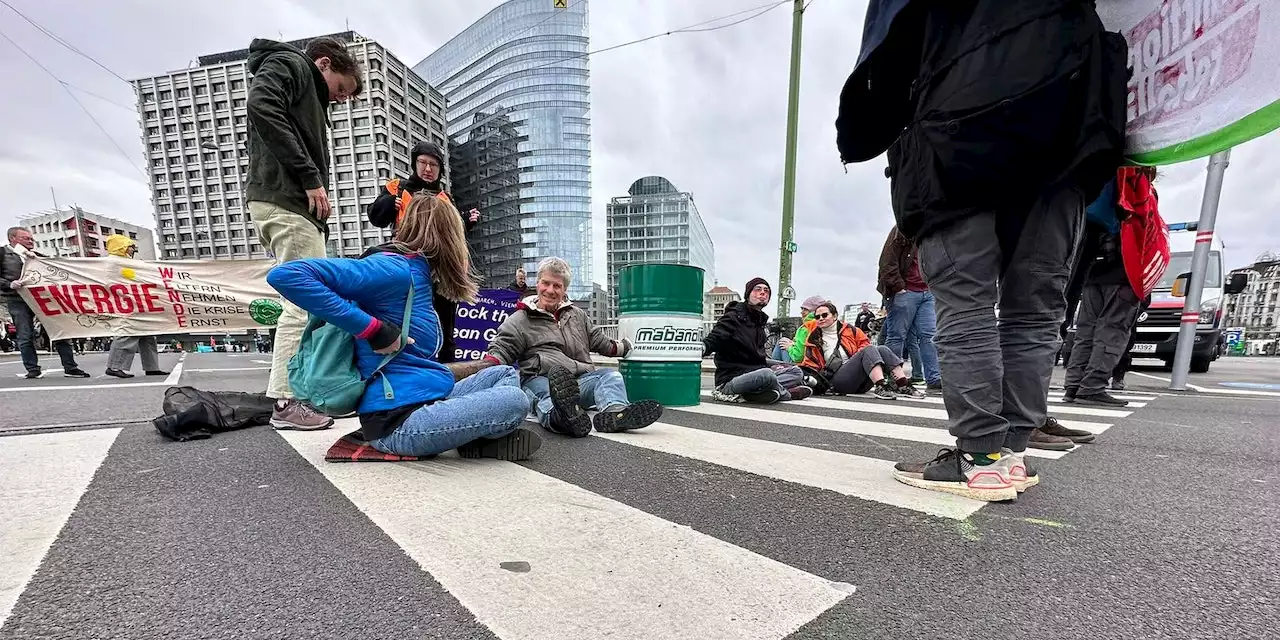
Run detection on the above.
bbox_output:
[266,196,538,460]
[798,302,925,400]
[704,277,813,404]
[483,257,663,438]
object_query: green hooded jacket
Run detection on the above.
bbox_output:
[244,39,331,236]
[785,311,816,362]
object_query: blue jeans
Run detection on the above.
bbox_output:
[6,300,77,374]
[524,368,629,427]
[883,290,941,385]
[770,343,793,363]
[905,326,923,380]
[369,365,529,457]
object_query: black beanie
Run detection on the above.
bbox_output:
[744,277,770,299]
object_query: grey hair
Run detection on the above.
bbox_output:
[536,257,572,289]
[7,227,28,240]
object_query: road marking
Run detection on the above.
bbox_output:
[1129,371,1280,397]
[252,359,272,365]
[596,422,986,520]
[0,381,170,393]
[763,392,1132,420]
[677,402,1071,459]
[163,354,185,386]
[280,427,853,640]
[184,367,270,373]
[0,428,121,627]
[851,393,1150,408]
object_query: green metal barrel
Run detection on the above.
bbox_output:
[617,264,705,407]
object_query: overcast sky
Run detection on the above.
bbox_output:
[2,0,1279,316]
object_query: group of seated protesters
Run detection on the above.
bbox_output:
[703,280,925,404]
[266,194,663,463]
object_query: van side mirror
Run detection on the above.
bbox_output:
[1171,272,1192,298]
[1225,272,1248,295]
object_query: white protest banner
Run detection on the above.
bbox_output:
[1099,0,1280,164]
[16,256,284,340]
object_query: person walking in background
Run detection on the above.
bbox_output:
[705,278,812,404]
[1,226,90,379]
[877,226,941,391]
[267,195,538,459]
[838,0,1127,500]
[247,36,363,429]
[103,235,168,379]
[367,141,480,364]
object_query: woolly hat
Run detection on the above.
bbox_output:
[800,295,827,312]
[744,277,771,300]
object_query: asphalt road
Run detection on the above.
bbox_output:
[1,353,1277,639]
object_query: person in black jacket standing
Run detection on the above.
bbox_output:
[837,0,1127,501]
[703,278,811,404]
[367,141,480,363]
[1,227,89,379]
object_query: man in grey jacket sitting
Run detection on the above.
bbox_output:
[484,257,663,437]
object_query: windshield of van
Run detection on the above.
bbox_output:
[1155,251,1222,290]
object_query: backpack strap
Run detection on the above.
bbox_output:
[369,268,416,401]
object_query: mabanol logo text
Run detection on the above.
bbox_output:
[635,326,701,343]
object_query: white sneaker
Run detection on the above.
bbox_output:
[710,388,744,403]
[1002,448,1039,493]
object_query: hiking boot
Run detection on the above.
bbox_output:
[786,385,813,401]
[63,368,90,378]
[24,369,44,379]
[1028,427,1075,451]
[546,366,592,437]
[594,400,663,433]
[892,448,1017,502]
[710,388,745,403]
[1003,448,1039,492]
[105,369,134,379]
[458,428,543,461]
[270,399,335,431]
[742,389,782,404]
[895,382,926,399]
[871,380,897,400]
[1061,386,1078,403]
[1074,391,1129,407]
[1110,378,1127,391]
[145,370,169,376]
[1040,416,1096,444]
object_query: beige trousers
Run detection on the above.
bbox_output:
[250,201,327,399]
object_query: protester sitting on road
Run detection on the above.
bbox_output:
[1,226,90,379]
[705,278,812,404]
[483,257,663,438]
[103,235,169,379]
[366,141,480,364]
[266,196,538,460]
[799,302,924,400]
[776,295,826,363]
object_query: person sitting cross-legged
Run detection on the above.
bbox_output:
[799,302,925,400]
[704,277,813,404]
[483,257,663,438]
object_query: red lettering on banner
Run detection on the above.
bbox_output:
[89,286,114,314]
[168,289,181,302]
[140,283,165,312]
[176,316,188,328]
[70,284,92,314]
[27,286,61,316]
[109,284,135,314]
[159,267,174,280]
[49,286,76,314]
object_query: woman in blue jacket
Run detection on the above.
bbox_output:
[266,196,538,460]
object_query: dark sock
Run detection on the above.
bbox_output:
[894,376,910,387]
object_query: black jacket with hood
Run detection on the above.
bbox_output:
[367,142,475,232]
[244,39,332,236]
[835,0,1128,241]
[703,301,771,388]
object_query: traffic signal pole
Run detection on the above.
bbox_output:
[776,0,804,318]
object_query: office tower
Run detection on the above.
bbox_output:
[19,207,156,260]
[416,0,593,297]
[606,176,715,322]
[132,31,447,260]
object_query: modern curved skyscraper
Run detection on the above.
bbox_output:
[416,0,592,298]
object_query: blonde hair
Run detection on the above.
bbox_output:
[392,195,479,304]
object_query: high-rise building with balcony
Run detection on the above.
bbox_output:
[415,0,593,298]
[18,207,156,260]
[606,176,715,322]
[132,31,447,260]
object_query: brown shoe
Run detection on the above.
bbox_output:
[1039,416,1097,444]
[1028,427,1075,451]
[270,399,335,431]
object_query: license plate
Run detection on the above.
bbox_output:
[1131,343,1157,354]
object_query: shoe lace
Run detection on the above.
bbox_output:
[927,448,957,464]
[1043,416,1060,429]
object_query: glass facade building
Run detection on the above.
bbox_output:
[416,0,593,298]
[606,176,715,322]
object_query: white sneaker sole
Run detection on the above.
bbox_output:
[892,470,1018,502]
[270,418,334,431]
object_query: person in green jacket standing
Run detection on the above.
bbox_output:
[246,36,363,430]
